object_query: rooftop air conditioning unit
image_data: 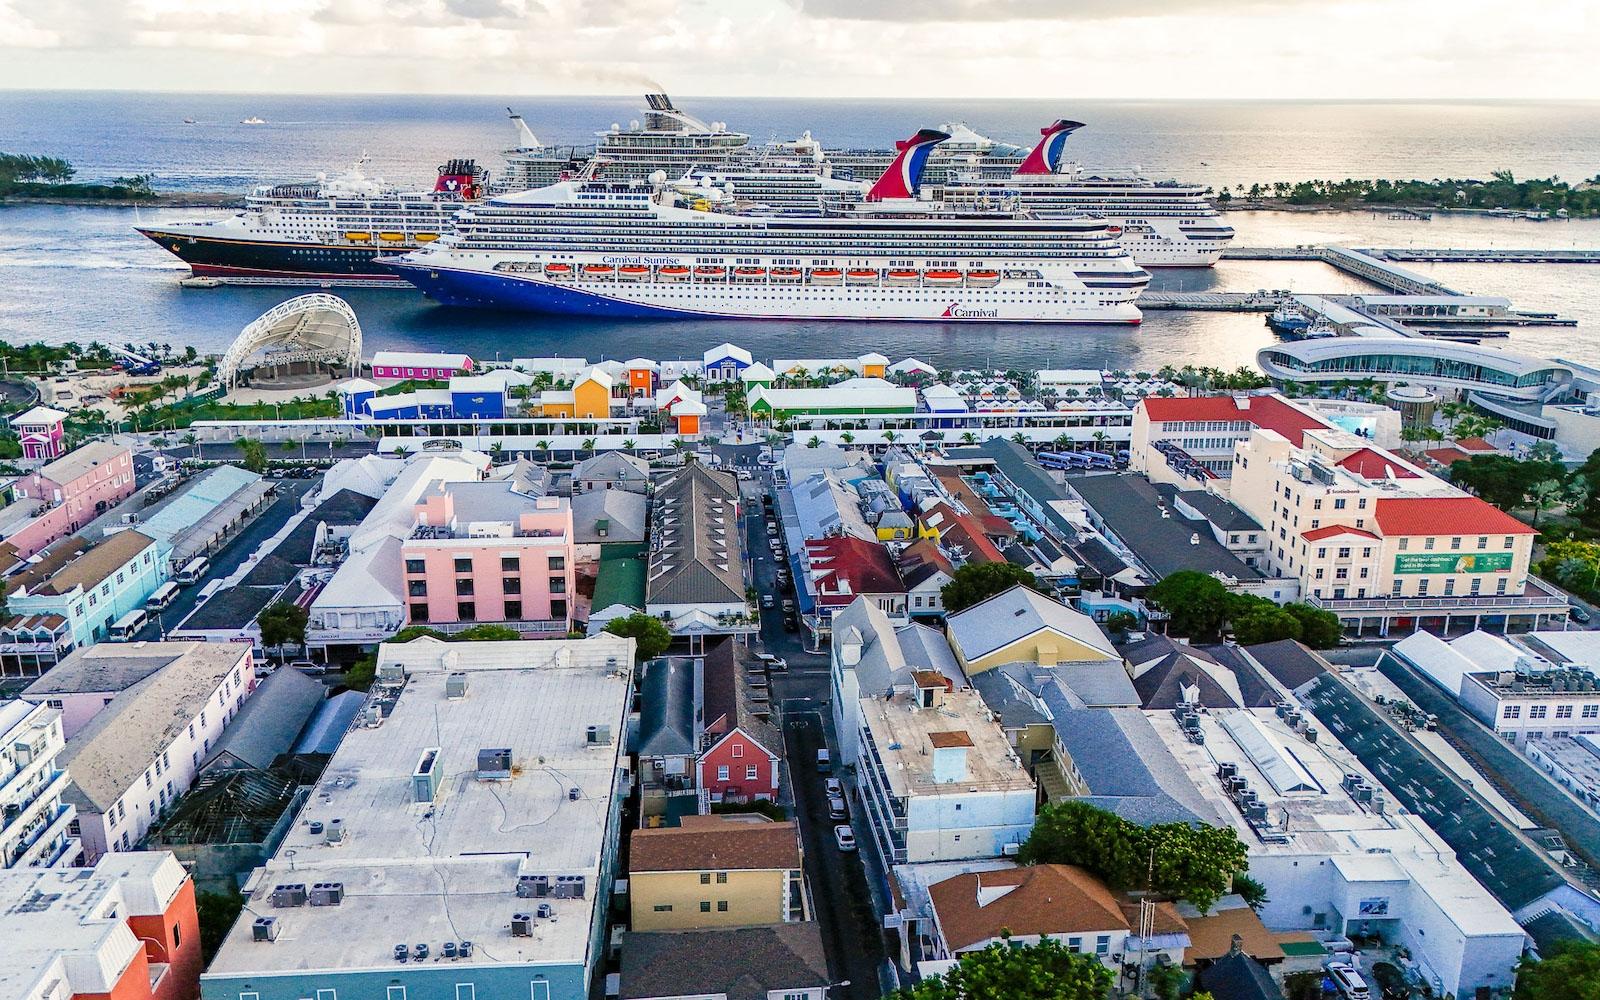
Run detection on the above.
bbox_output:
[536,903,554,919]
[552,875,586,899]
[309,882,345,907]
[478,748,513,780]
[326,818,345,845]
[270,884,308,908]
[512,913,535,937]
[586,724,612,745]
[446,672,469,699]
[377,662,407,683]
[517,875,548,899]
[253,917,280,942]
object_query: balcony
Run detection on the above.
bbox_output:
[6,800,76,868]
[1307,576,1569,615]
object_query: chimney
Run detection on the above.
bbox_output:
[1228,933,1244,957]
[840,626,863,666]
[931,731,973,783]
[1235,395,1252,410]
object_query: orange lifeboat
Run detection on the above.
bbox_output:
[846,268,879,284]
[886,269,920,283]
[734,266,766,280]
[659,265,690,280]
[770,267,802,281]
[925,269,964,285]
[618,265,650,280]
[694,265,727,278]
[544,263,573,277]
[583,264,615,277]
[966,269,1000,286]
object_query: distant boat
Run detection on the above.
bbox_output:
[183,117,196,124]
[240,116,266,125]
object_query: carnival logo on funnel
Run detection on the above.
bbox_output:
[942,302,999,319]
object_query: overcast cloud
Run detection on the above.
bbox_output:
[0,0,1593,99]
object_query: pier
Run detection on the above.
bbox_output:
[1366,248,1600,264]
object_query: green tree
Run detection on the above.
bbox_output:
[1230,604,1302,645]
[233,436,267,474]
[940,562,1045,614]
[1234,873,1269,911]
[1283,603,1343,649]
[604,612,672,661]
[889,937,1114,1000]
[1143,820,1248,912]
[1514,939,1600,1000]
[1103,610,1139,636]
[196,887,245,964]
[257,601,309,653]
[1148,570,1230,639]
[452,623,522,641]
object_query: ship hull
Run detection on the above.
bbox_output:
[387,262,1142,325]
[135,228,409,285]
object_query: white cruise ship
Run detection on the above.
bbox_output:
[136,159,487,284]
[387,130,1149,324]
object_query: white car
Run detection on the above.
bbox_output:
[825,777,843,798]
[1326,962,1371,1000]
[833,824,857,852]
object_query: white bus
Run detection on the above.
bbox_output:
[176,556,210,585]
[146,582,181,612]
[109,609,149,641]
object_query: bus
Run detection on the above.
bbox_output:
[109,609,149,641]
[176,556,211,585]
[146,582,181,612]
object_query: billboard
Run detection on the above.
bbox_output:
[1392,552,1514,575]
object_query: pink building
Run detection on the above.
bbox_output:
[401,479,576,630]
[7,441,136,558]
[369,350,474,382]
[9,405,68,460]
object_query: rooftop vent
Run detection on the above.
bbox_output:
[377,662,407,683]
[478,747,513,780]
[446,672,469,699]
[586,724,612,745]
[394,944,409,963]
[326,818,345,845]
[517,875,548,898]
[512,913,535,937]
[270,884,308,908]
[413,747,443,803]
[253,916,279,942]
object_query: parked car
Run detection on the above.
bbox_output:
[289,660,327,676]
[828,795,848,820]
[816,748,832,773]
[783,615,799,633]
[1572,604,1593,624]
[833,824,857,851]
[825,777,843,798]
[762,595,775,608]
[1326,962,1371,1000]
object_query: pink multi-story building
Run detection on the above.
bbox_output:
[9,405,68,460]
[6,441,136,558]
[401,479,577,631]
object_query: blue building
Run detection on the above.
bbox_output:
[450,374,509,420]
[334,378,380,419]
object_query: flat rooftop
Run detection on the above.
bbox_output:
[205,635,634,979]
[1148,707,1521,937]
[860,688,1034,798]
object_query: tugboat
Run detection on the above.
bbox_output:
[1266,304,1312,337]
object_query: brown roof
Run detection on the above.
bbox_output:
[26,530,156,596]
[929,864,1132,952]
[631,815,801,874]
[1183,903,1287,964]
[700,638,780,756]
[929,730,974,749]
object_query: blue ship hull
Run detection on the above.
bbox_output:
[387,263,715,319]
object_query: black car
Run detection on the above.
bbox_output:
[783,614,799,633]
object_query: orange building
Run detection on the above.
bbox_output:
[540,367,617,419]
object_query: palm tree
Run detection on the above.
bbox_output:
[1092,430,1110,452]
[960,431,977,444]
[393,444,412,458]
[622,438,637,451]
[180,432,198,459]
[840,431,855,445]
[1011,432,1027,445]
[882,430,899,444]
[807,435,822,448]
[535,439,550,455]
[1053,433,1072,451]
[582,437,597,453]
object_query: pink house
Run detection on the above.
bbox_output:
[7,441,136,558]
[400,478,576,629]
[9,405,68,460]
[370,350,474,382]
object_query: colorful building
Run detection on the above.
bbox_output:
[539,367,617,419]
[945,585,1119,676]
[0,699,78,870]
[702,343,752,382]
[7,442,137,559]
[625,357,661,397]
[401,479,576,629]
[629,815,807,932]
[748,377,918,423]
[2,529,169,653]
[369,350,473,381]
[699,641,781,805]
[1,851,202,1000]
[9,405,68,461]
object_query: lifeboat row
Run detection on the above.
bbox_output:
[540,264,1004,287]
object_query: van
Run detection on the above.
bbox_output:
[816,748,832,774]
[1326,963,1371,1000]
[145,582,181,612]
[176,556,210,585]
[108,609,148,641]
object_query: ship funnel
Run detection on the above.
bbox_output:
[1014,120,1085,176]
[866,128,950,202]
[507,108,542,151]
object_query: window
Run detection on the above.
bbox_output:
[47,698,64,709]
[1556,705,1573,719]
[700,901,712,913]
[717,765,730,781]
[549,576,567,594]
[405,559,426,575]
[716,871,728,883]
[501,556,519,573]
[1417,579,1429,595]
[1504,705,1521,719]
[1504,535,1515,549]
[1530,705,1548,720]
[454,557,472,574]
[653,904,673,912]
[456,578,474,596]
[1399,538,1409,551]
[1096,935,1111,955]
[551,599,567,619]
[1478,536,1489,550]
[409,580,428,597]
[1583,705,1598,719]
[505,601,522,620]
[1334,498,1346,510]
[1443,579,1455,596]
[747,765,759,780]
[411,603,430,622]
[549,555,566,571]
[457,601,476,619]
[1067,937,1082,952]
[717,900,729,912]
[700,873,711,884]
[1424,537,1435,550]
[1497,578,1508,595]
[174,923,183,947]
[731,743,744,759]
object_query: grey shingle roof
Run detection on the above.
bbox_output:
[1193,947,1285,1000]
[636,656,696,757]
[1237,639,1330,694]
[646,464,744,607]
[22,645,183,697]
[1045,703,1223,827]
[969,667,1049,729]
[574,451,650,487]
[946,585,1117,663]
[572,488,647,545]
[1176,490,1263,532]
[831,598,962,696]
[1065,474,1263,582]
[619,924,828,1000]
[202,667,325,772]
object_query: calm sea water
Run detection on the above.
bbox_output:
[2,93,1598,370]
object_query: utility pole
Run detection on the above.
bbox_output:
[1135,847,1155,1000]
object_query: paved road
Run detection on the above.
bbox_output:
[783,707,888,1000]
[141,477,319,639]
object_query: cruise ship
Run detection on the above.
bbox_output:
[385,130,1149,324]
[135,159,487,284]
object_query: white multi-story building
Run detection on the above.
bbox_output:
[855,667,1035,867]
[1150,705,1526,999]
[830,597,966,768]
[1,699,78,869]
[58,642,254,861]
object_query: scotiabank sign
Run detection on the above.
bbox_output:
[1393,552,1514,575]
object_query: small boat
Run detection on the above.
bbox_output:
[886,269,920,284]
[378,232,406,243]
[1266,305,1312,336]
[183,118,196,125]
[846,268,879,284]
[240,116,266,125]
[618,265,650,280]
[770,267,803,281]
[809,268,842,284]
[414,233,439,243]
[659,265,690,280]
[544,263,574,277]
[582,264,616,277]
[344,232,371,242]
[734,267,766,280]
[694,265,727,278]
[925,270,964,285]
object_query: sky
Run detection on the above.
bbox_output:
[1,0,1595,99]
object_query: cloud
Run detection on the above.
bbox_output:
[792,0,1314,20]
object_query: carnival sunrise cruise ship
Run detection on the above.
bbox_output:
[134,159,487,284]
[384,129,1150,324]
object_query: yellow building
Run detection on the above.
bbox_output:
[629,815,808,932]
[946,585,1119,675]
[539,367,615,419]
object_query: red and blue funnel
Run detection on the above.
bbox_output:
[1014,120,1085,175]
[866,128,951,201]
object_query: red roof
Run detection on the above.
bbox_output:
[804,536,905,606]
[1373,497,1536,537]
[1336,448,1420,480]
[1302,525,1379,542]
[1456,437,1497,453]
[1424,447,1472,467]
[1139,394,1330,447]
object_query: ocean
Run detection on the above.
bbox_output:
[2,92,1599,370]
